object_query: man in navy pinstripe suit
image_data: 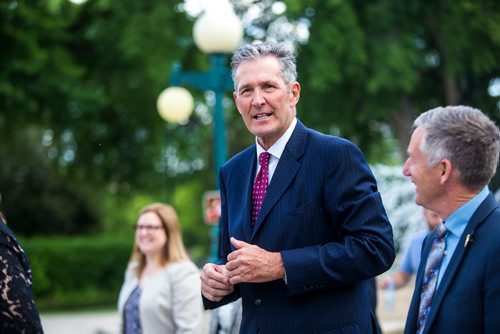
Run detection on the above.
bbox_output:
[200,42,395,334]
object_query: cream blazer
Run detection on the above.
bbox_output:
[117,260,203,334]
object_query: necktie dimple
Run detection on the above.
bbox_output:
[417,222,447,333]
[251,152,270,226]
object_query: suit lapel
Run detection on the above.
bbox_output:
[240,147,258,241]
[251,121,307,241]
[423,193,498,333]
[406,231,434,333]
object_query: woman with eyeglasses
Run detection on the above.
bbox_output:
[117,203,203,334]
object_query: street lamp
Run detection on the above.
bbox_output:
[157,1,243,262]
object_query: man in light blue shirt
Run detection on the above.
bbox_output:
[402,105,500,334]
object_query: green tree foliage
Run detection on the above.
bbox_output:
[0,0,200,190]
[0,0,217,239]
[1,0,498,243]
[287,0,499,159]
[0,126,99,236]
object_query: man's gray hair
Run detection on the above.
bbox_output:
[413,105,500,190]
[230,41,297,91]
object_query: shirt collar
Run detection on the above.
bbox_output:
[255,117,297,159]
[445,186,489,238]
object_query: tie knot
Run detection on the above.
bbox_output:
[259,152,270,167]
[435,223,447,239]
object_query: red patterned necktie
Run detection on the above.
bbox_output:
[251,152,270,226]
[417,222,447,333]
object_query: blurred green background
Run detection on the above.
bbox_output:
[1,0,499,311]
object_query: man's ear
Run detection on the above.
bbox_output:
[290,82,300,106]
[439,159,453,184]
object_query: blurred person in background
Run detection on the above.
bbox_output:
[0,208,44,333]
[209,299,242,334]
[403,106,500,334]
[117,203,203,334]
[380,208,442,290]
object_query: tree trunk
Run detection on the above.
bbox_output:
[443,73,461,105]
[390,96,416,159]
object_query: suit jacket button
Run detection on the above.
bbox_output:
[254,299,262,306]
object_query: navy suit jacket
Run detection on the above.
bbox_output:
[404,193,500,334]
[204,120,395,333]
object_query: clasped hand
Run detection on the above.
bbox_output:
[200,237,284,302]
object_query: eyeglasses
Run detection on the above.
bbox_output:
[133,224,164,232]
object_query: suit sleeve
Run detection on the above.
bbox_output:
[281,140,395,296]
[202,169,241,310]
[485,236,500,332]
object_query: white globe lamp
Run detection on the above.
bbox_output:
[193,1,243,53]
[156,86,194,124]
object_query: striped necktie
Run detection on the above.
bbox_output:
[417,222,447,333]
